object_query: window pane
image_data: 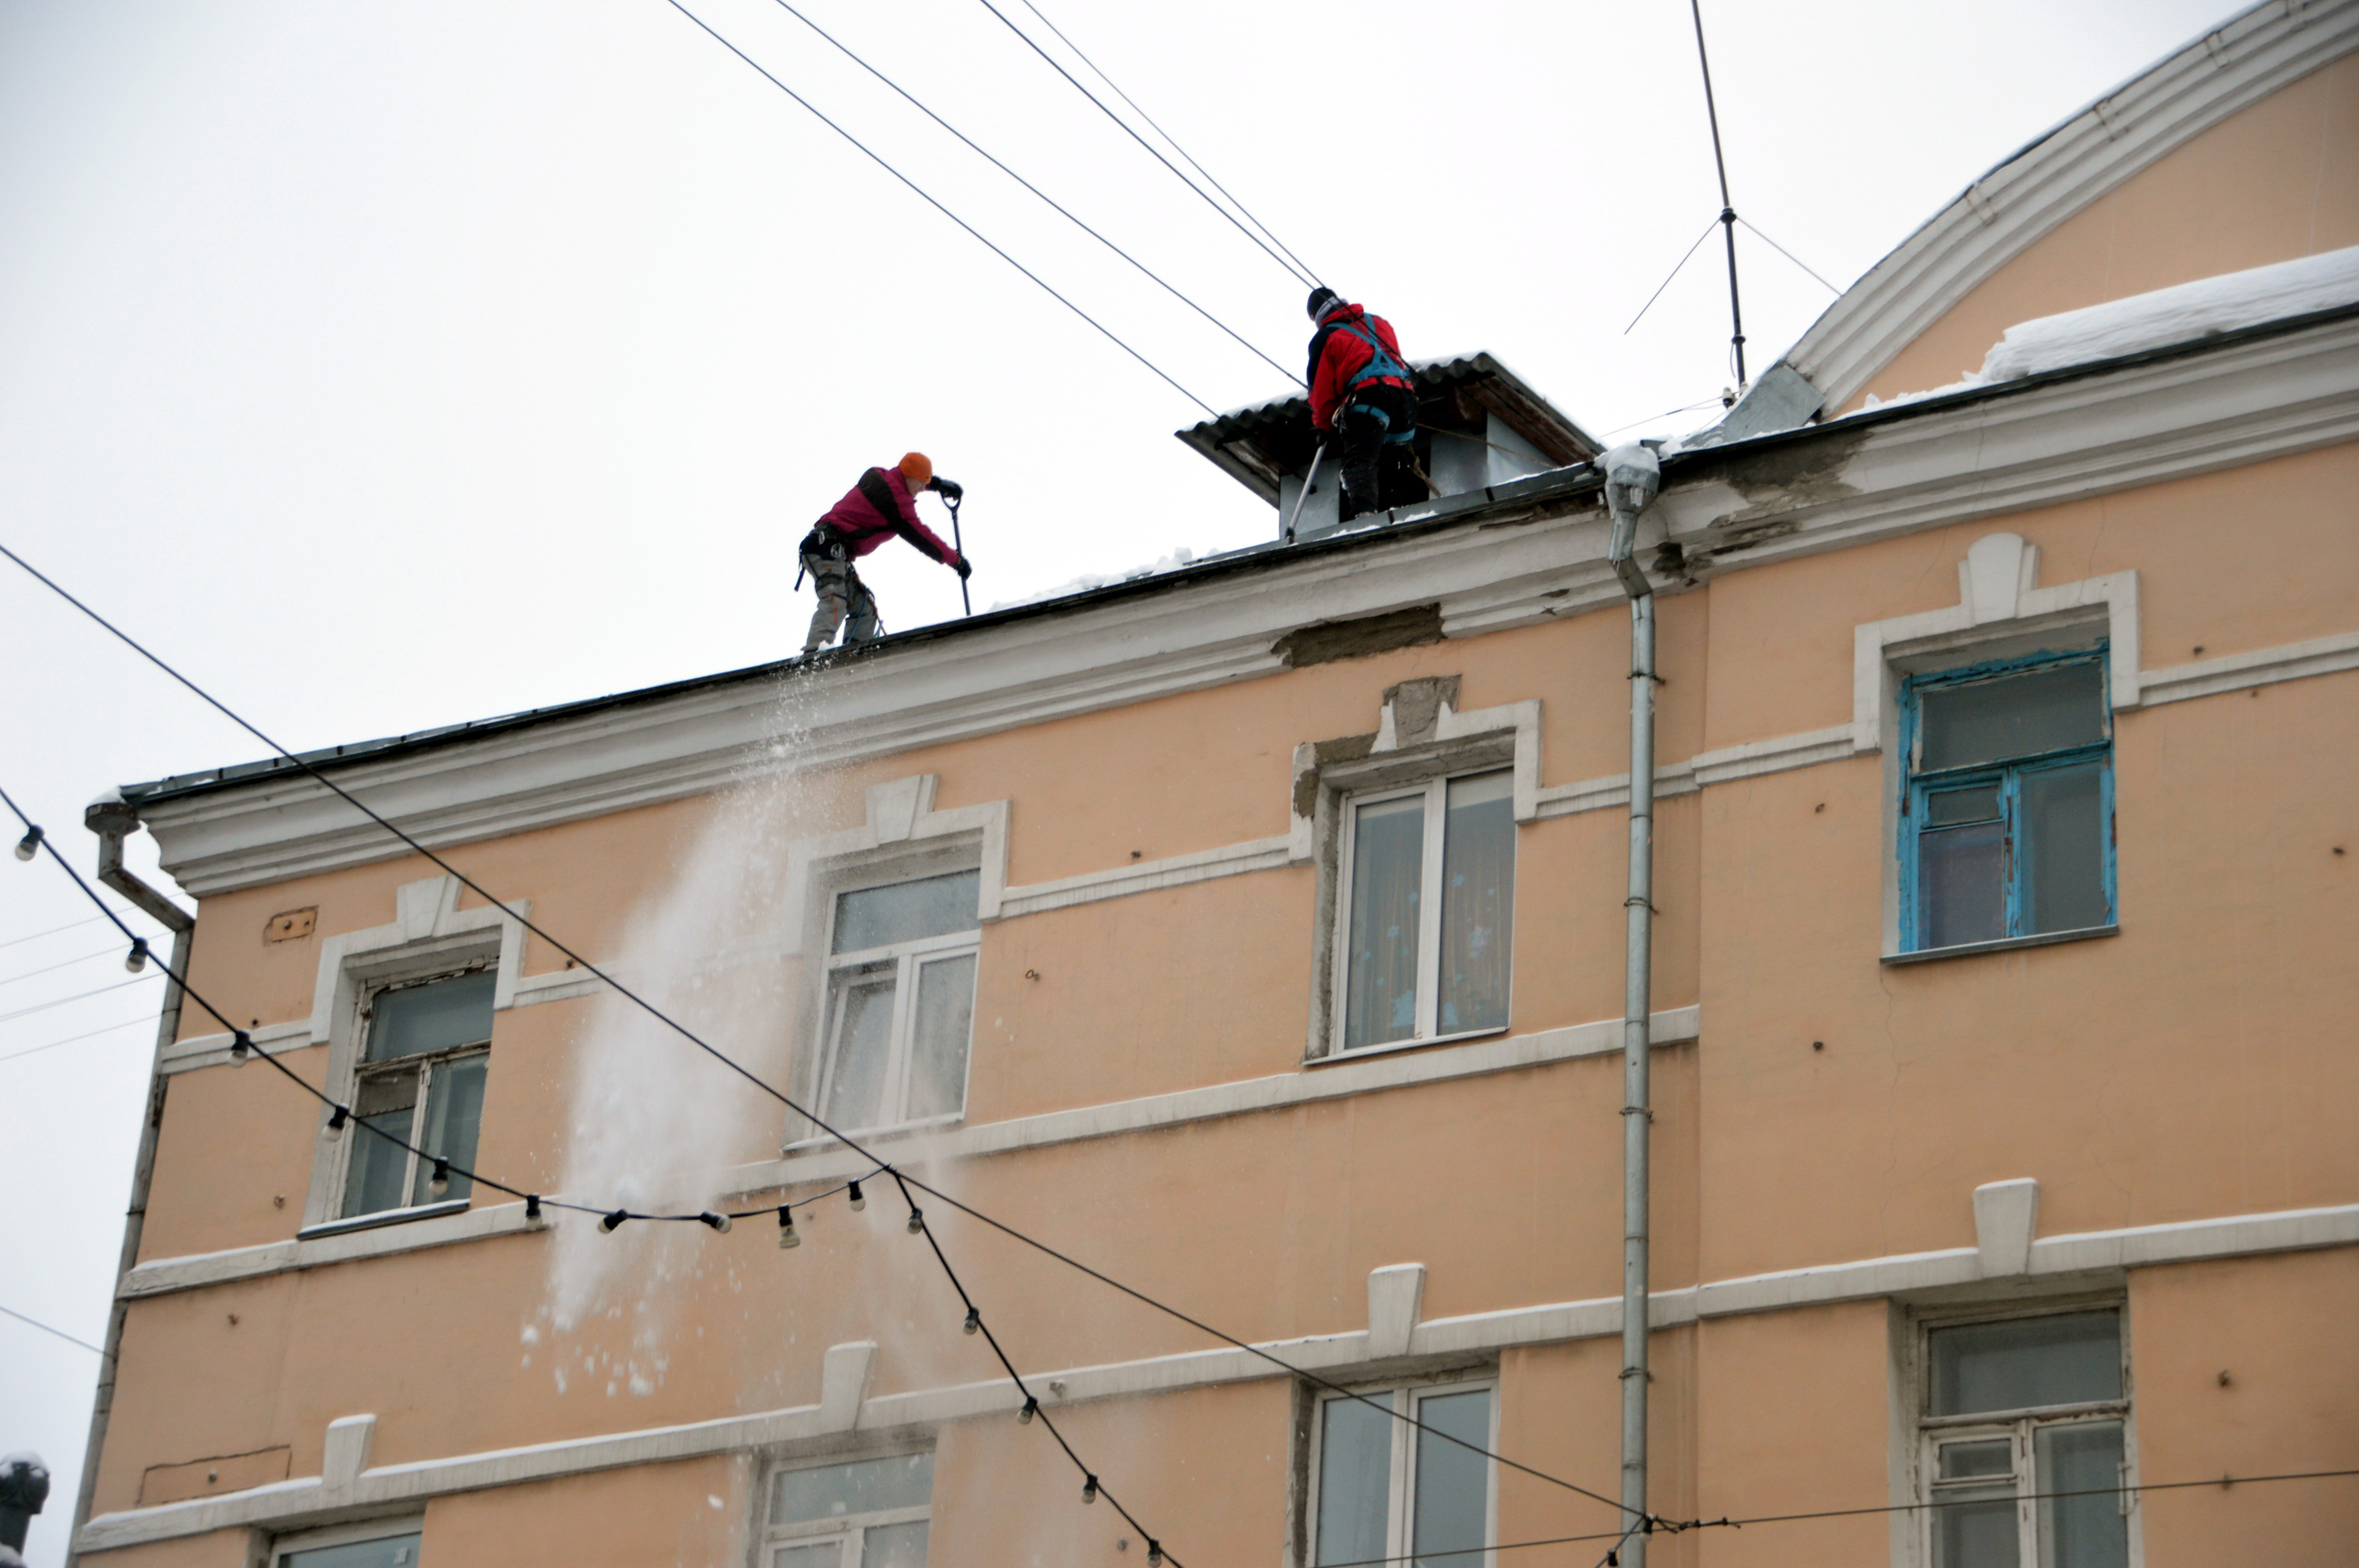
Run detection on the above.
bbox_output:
[1920,820,2006,948]
[1439,773,1514,1035]
[772,1452,935,1526]
[1926,783,2002,826]
[1931,1489,2020,1568]
[282,1534,422,1567]
[1919,661,2105,771]
[409,1052,487,1206]
[2035,1422,2127,1568]
[367,972,495,1063]
[1315,1396,1393,1567]
[343,1068,418,1218]
[1411,1389,1491,1568]
[773,1545,841,1568]
[862,1520,930,1568]
[1344,795,1425,1051]
[1938,1439,2017,1481]
[1930,1313,2121,1416]
[821,972,897,1131]
[833,872,981,954]
[2020,763,2108,933]
[904,954,975,1122]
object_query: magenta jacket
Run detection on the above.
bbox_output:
[816,467,963,567]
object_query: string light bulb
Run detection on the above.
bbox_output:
[963,1306,980,1335]
[1081,1475,1098,1506]
[428,1158,451,1199]
[777,1207,800,1249]
[906,1207,925,1235]
[1018,1396,1037,1425]
[229,1031,252,1067]
[847,1180,865,1212]
[325,1105,348,1138]
[600,1209,629,1233]
[525,1194,542,1222]
[1147,1542,1162,1565]
[13,826,41,862]
[700,1212,732,1234]
[124,938,149,974]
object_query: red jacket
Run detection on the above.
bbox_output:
[1306,304,1411,433]
[817,467,963,568]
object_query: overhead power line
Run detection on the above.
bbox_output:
[0,971,159,1025]
[0,942,119,988]
[0,913,113,951]
[661,0,1217,416]
[0,1013,157,1068]
[0,1301,108,1358]
[1014,0,1324,290]
[971,0,1318,290]
[766,0,1301,387]
[0,541,1642,1523]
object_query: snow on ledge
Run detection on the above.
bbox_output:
[1860,245,2359,413]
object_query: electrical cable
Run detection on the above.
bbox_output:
[0,1301,108,1358]
[1624,216,1720,337]
[1014,0,1324,289]
[0,543,1635,1517]
[1595,399,1724,441]
[0,1014,157,1069]
[1696,1464,2359,1532]
[0,942,120,987]
[660,0,1217,417]
[0,913,111,951]
[971,0,1316,289]
[0,971,159,1025]
[765,0,1301,388]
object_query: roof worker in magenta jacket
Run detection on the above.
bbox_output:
[800,452,969,654]
[1306,287,1423,522]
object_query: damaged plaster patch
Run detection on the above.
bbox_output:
[1677,424,1872,563]
[1292,734,1375,821]
[1273,604,1445,669]
[1381,676,1462,750]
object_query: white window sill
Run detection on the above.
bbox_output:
[783,1112,965,1158]
[1883,925,2118,966]
[1306,1025,1510,1068]
[296,1198,471,1240]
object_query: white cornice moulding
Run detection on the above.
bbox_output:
[1785,0,2359,409]
[81,1196,2359,1553]
[119,1198,545,1298]
[130,312,2359,901]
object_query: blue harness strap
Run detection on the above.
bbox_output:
[1337,319,1410,391]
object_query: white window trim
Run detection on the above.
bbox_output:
[1329,770,1516,1057]
[761,1446,935,1568]
[1852,534,2137,958]
[267,1515,426,1565]
[806,912,980,1145]
[1307,1374,1499,1568]
[297,875,528,1231]
[1900,1297,2144,1568]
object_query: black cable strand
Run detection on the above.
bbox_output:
[766,0,1301,387]
[1697,1464,2359,1531]
[971,0,1315,288]
[0,546,1631,1513]
[890,1173,1186,1568]
[1013,0,1323,289]
[0,1301,109,1358]
[897,1168,1639,1520]
[660,0,1216,416]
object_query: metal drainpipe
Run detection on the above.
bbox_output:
[65,795,193,1568]
[1600,442,1664,1565]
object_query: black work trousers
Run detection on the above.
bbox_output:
[1336,384,1423,522]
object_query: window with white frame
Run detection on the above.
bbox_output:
[270,1523,423,1566]
[1900,650,2114,953]
[1312,1379,1493,1568]
[1335,769,1515,1053]
[764,1450,934,1568]
[1920,1309,2132,1568]
[340,970,494,1219]
[816,870,979,1135]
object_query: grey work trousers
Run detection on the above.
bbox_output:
[802,546,880,651]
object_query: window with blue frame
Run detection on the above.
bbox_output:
[1901,649,2115,952]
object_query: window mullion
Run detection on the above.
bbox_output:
[1390,1389,1414,1561]
[2001,770,2024,939]
[403,1063,431,1203]
[1416,786,1446,1037]
[2016,1422,2037,1566]
[883,952,917,1125]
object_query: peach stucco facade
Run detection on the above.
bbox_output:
[68,8,2359,1566]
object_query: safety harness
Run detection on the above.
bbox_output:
[1335,318,1411,393]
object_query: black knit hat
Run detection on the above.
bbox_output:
[1306,286,1342,321]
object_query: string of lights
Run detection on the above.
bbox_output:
[765,0,1301,388]
[971,0,1316,290]
[659,0,1217,417]
[0,540,1635,1516]
[1013,0,1324,291]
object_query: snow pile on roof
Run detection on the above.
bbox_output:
[1981,245,2359,382]
[987,547,1216,612]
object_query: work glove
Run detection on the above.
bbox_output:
[929,477,964,502]
[953,557,972,580]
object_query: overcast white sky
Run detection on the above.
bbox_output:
[0,1,2251,1558]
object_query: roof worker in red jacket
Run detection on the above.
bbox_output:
[1306,287,1423,522]
[800,453,969,654]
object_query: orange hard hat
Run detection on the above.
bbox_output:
[898,452,933,489]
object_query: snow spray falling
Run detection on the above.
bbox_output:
[535,682,845,1391]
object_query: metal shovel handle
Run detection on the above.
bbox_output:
[1282,441,1327,544]
[947,497,972,617]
